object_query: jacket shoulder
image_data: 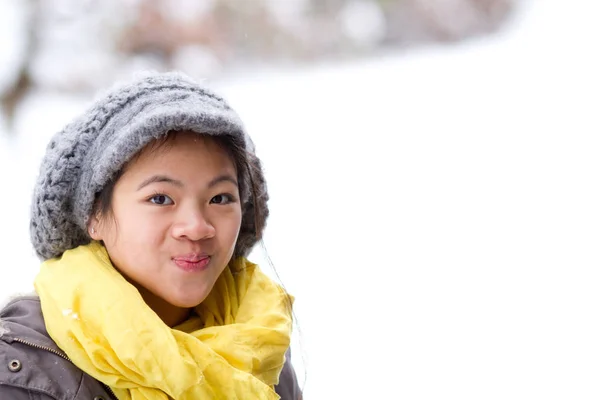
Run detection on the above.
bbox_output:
[0,299,114,400]
[0,339,114,400]
[275,349,303,400]
[0,338,63,399]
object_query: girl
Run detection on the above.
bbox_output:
[0,72,301,399]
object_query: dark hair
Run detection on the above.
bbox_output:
[91,131,267,258]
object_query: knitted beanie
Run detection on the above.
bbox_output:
[30,72,268,260]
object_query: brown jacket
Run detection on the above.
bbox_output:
[0,296,301,399]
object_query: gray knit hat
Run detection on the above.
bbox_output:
[30,71,268,260]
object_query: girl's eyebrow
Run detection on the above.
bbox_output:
[137,175,183,191]
[136,174,238,191]
[208,174,238,188]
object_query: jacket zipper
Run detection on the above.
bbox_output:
[11,337,118,400]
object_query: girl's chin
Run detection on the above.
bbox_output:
[167,292,209,309]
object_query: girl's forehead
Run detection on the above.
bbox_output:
[122,134,236,177]
[127,133,227,163]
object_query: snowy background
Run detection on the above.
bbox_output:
[2,0,600,398]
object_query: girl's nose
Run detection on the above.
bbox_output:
[171,210,216,241]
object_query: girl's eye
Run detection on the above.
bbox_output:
[149,194,174,205]
[210,194,235,205]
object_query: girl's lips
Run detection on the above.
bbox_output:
[172,256,211,272]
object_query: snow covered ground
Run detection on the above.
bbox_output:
[2,0,600,398]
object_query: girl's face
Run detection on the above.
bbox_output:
[90,132,242,314]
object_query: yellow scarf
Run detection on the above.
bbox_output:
[34,242,293,400]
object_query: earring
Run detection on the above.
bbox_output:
[90,227,96,235]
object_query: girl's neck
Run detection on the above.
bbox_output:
[132,281,192,327]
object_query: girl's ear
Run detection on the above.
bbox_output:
[87,214,102,240]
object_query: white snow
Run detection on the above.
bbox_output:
[28,0,123,91]
[159,0,215,23]
[62,308,79,320]
[340,0,386,46]
[265,0,310,30]
[1,0,600,398]
[170,45,222,80]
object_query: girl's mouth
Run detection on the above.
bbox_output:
[172,255,211,272]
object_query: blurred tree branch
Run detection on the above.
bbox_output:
[0,0,517,129]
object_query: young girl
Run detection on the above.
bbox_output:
[0,72,301,399]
